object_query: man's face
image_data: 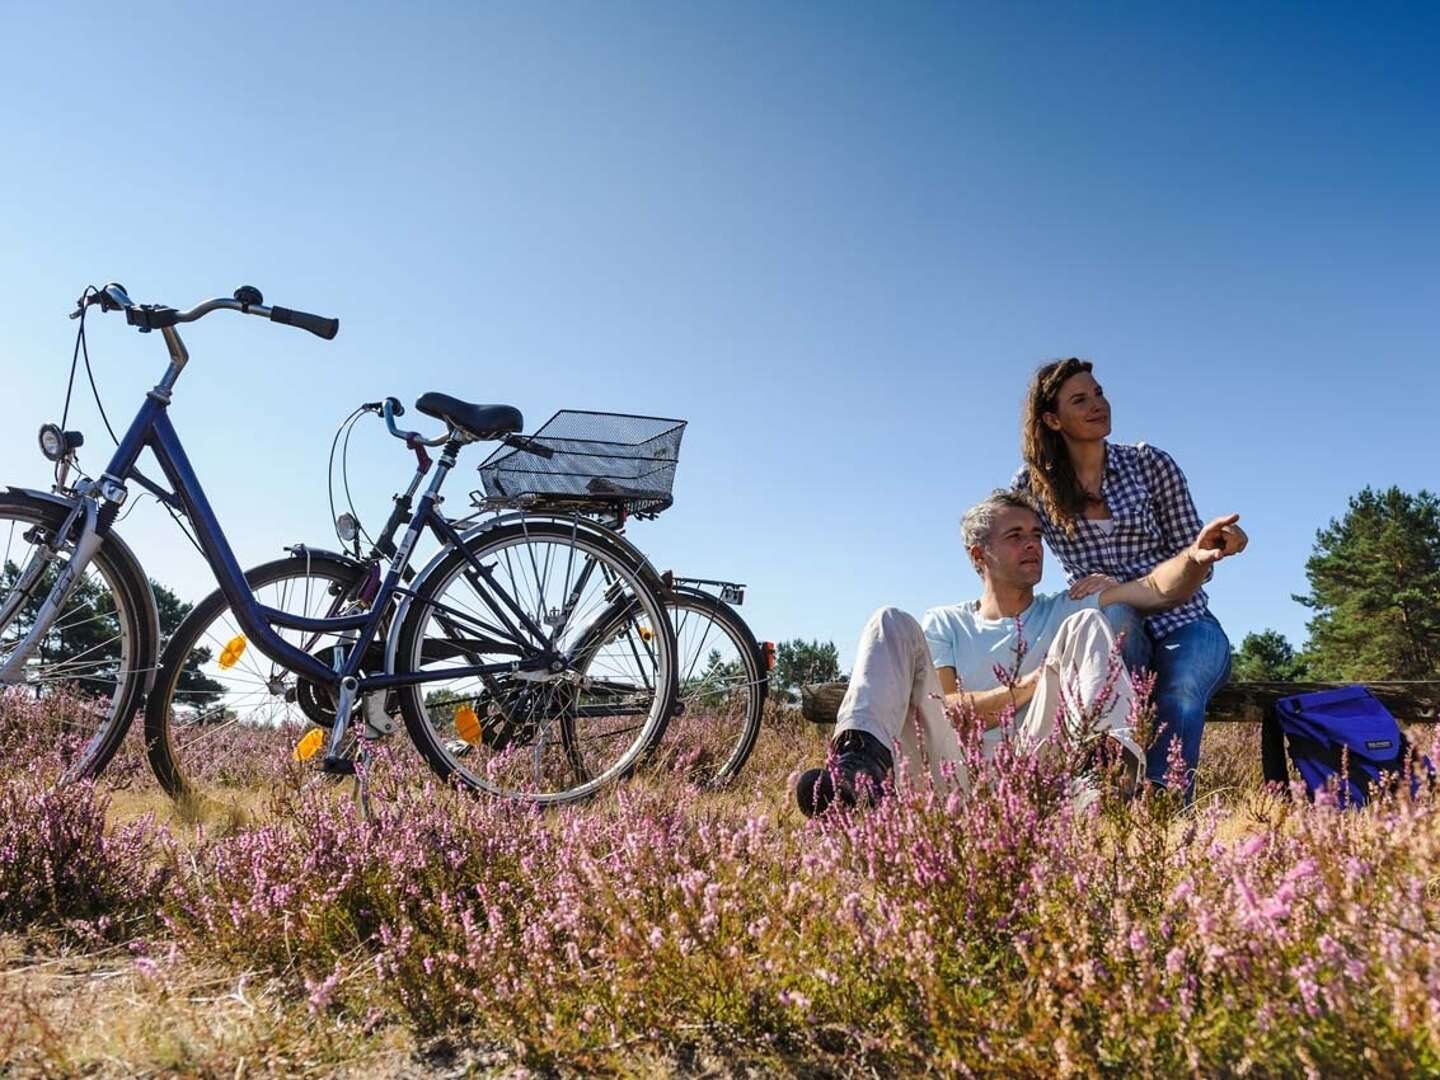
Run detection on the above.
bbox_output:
[972,506,1045,588]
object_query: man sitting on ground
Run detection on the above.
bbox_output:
[796,490,1245,816]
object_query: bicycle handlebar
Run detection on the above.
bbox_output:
[380,396,449,447]
[75,283,339,341]
[368,396,553,458]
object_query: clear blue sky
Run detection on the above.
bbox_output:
[2,2,1437,668]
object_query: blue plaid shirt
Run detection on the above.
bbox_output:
[1012,442,1209,640]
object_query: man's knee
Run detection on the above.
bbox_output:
[1058,607,1113,644]
[1102,603,1152,670]
[865,605,923,637]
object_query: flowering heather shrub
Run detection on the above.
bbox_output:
[0,770,165,933]
[152,709,1440,1072]
[7,688,1440,1072]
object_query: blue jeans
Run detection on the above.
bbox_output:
[1103,606,1232,795]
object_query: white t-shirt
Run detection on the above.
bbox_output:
[921,590,1101,730]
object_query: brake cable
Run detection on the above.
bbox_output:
[62,285,206,557]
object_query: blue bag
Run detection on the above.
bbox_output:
[1260,685,1433,807]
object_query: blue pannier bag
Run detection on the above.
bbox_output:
[1260,685,1434,807]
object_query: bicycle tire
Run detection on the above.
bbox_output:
[660,586,767,785]
[0,491,154,783]
[393,520,678,804]
[143,552,368,800]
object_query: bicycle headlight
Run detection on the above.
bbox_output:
[336,513,360,543]
[38,424,68,461]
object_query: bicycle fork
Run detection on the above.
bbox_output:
[0,497,104,686]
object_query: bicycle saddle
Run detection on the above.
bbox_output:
[415,392,524,441]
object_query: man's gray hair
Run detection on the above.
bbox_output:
[961,489,1040,552]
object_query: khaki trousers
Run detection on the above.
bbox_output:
[833,606,1142,796]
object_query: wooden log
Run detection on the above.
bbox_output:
[800,679,1440,726]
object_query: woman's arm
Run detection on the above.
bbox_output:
[1100,513,1244,613]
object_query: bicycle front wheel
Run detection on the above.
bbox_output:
[0,492,152,783]
[394,521,677,805]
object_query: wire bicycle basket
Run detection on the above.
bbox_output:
[476,410,686,517]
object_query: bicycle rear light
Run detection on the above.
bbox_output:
[762,642,776,671]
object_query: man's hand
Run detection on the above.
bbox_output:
[1190,514,1246,565]
[1009,664,1046,707]
[1069,573,1119,600]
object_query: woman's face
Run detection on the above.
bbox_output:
[1043,370,1111,441]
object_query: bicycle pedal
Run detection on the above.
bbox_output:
[320,755,357,776]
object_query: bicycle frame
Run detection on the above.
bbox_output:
[4,318,563,730]
[121,400,563,690]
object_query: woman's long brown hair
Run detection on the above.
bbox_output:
[1021,357,1096,536]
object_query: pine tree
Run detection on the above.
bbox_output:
[773,639,841,699]
[1231,629,1305,681]
[1295,486,1440,680]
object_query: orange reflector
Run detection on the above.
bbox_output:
[455,704,483,745]
[217,634,248,671]
[762,642,776,671]
[637,625,654,642]
[293,728,325,761]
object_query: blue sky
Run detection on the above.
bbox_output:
[2,2,1437,668]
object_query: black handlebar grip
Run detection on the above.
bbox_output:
[270,305,339,340]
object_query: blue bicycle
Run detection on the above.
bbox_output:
[1,284,680,805]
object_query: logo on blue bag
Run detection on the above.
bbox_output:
[1365,739,1394,750]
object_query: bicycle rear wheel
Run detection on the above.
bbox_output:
[651,588,767,786]
[394,521,677,804]
[0,492,153,783]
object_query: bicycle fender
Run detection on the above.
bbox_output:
[283,543,368,574]
[6,486,161,696]
[455,512,669,595]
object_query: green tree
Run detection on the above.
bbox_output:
[1295,486,1440,681]
[152,579,225,709]
[0,562,222,707]
[1231,629,1306,682]
[773,638,841,699]
[681,647,746,708]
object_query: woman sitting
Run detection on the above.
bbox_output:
[1013,358,1247,797]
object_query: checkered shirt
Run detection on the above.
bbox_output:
[1012,442,1209,640]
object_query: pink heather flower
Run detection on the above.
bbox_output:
[1284,859,1318,883]
[1260,896,1291,921]
[1165,947,1186,977]
[1238,834,1267,859]
[305,965,342,1015]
